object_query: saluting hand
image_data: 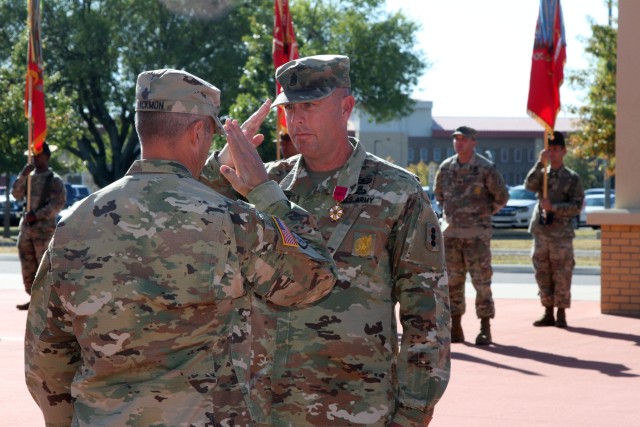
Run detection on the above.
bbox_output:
[217,99,272,168]
[220,119,270,198]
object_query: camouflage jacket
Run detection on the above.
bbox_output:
[434,153,509,239]
[202,139,450,427]
[524,162,585,239]
[11,168,66,233]
[24,160,337,427]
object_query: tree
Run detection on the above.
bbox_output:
[566,6,617,178]
[0,0,427,188]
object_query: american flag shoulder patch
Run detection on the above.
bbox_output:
[272,216,299,247]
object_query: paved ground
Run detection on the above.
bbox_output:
[1,255,638,426]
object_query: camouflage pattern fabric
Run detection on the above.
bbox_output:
[24,160,337,427]
[201,139,450,427]
[531,235,574,308]
[434,152,509,240]
[445,237,495,318]
[434,152,507,319]
[525,162,584,308]
[11,168,66,293]
[272,55,351,107]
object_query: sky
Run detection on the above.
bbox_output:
[385,0,614,118]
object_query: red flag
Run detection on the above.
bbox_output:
[527,0,566,133]
[25,0,47,155]
[273,0,299,137]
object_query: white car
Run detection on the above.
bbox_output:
[491,185,537,228]
[580,193,615,229]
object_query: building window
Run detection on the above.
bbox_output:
[500,148,509,163]
[514,148,522,163]
[408,148,414,163]
[446,148,455,158]
[420,148,428,162]
[527,148,535,163]
[434,148,442,162]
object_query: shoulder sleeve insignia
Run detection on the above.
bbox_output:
[272,216,299,247]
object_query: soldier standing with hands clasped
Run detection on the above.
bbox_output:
[525,131,584,327]
[435,126,509,345]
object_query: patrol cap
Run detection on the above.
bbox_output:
[24,142,58,156]
[135,69,224,134]
[451,126,477,139]
[272,55,351,107]
[548,131,566,147]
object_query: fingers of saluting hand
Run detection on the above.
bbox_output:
[222,119,269,196]
[241,99,273,143]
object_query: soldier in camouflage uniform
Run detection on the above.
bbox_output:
[24,69,337,427]
[434,126,509,345]
[11,142,66,310]
[202,55,450,427]
[524,131,584,328]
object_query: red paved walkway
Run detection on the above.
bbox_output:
[2,288,638,426]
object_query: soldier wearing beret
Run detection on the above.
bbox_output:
[202,55,450,426]
[24,68,337,426]
[525,131,584,327]
[434,125,509,345]
[11,142,66,311]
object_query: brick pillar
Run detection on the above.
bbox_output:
[600,224,640,316]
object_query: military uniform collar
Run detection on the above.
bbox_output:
[280,137,366,195]
[452,152,478,169]
[127,159,193,179]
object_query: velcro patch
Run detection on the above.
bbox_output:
[272,216,299,247]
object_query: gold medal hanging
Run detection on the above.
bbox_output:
[329,186,348,221]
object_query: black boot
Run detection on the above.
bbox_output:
[555,308,567,328]
[533,306,555,327]
[16,302,30,311]
[451,315,465,343]
[475,318,492,345]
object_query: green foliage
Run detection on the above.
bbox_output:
[0,0,427,187]
[405,161,439,187]
[567,5,617,177]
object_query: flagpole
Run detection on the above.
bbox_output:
[542,129,548,199]
[26,0,34,212]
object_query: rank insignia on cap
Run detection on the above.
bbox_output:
[289,72,298,87]
[272,216,299,247]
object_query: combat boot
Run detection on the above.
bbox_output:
[533,306,555,327]
[475,318,492,345]
[555,308,567,328]
[451,315,464,343]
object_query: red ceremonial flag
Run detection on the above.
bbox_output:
[273,0,299,137]
[25,0,47,155]
[527,0,566,133]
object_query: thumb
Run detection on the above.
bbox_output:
[220,165,250,197]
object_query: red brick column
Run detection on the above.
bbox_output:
[600,224,640,316]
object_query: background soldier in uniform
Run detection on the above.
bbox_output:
[525,131,584,327]
[203,55,450,427]
[11,142,66,310]
[24,69,337,426]
[434,126,509,345]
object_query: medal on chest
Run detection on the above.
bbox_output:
[329,186,348,221]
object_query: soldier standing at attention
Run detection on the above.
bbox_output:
[202,54,450,427]
[11,142,66,310]
[525,131,584,327]
[24,69,337,426]
[434,126,509,345]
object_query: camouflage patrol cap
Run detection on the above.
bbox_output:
[452,126,477,139]
[548,131,566,147]
[136,69,224,134]
[272,55,351,107]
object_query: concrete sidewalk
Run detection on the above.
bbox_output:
[2,278,638,426]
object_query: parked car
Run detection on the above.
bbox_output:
[580,194,616,229]
[422,186,442,218]
[584,187,615,196]
[491,185,537,228]
[64,183,92,207]
[0,186,22,226]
